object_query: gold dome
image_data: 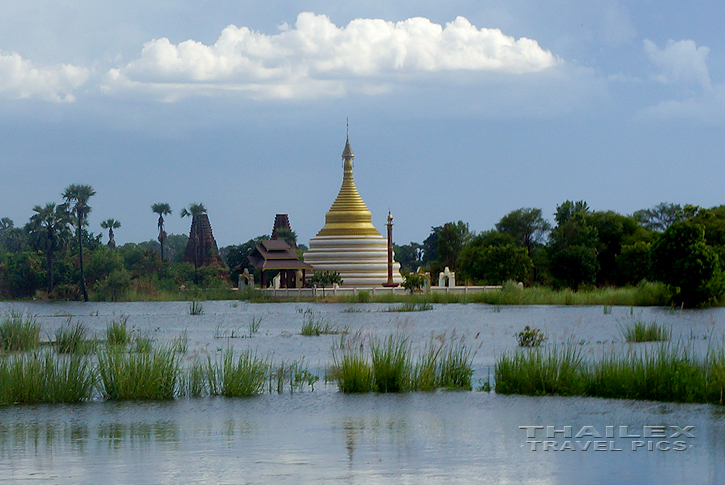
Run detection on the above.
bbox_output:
[315,136,381,237]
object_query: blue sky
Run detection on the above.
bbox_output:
[1,1,723,248]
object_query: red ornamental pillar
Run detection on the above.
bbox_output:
[382,211,399,288]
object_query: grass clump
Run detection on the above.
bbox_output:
[106,316,129,346]
[495,342,725,405]
[384,302,433,312]
[188,301,204,315]
[330,333,374,393]
[98,345,181,400]
[300,309,347,336]
[206,348,268,397]
[371,334,412,392]
[329,331,476,393]
[0,311,41,352]
[55,318,95,354]
[618,318,671,342]
[0,351,95,405]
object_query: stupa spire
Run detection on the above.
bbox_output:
[315,129,380,237]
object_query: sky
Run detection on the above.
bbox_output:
[1,1,724,249]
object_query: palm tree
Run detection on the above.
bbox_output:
[151,202,172,260]
[181,203,207,284]
[62,184,96,302]
[100,219,121,249]
[27,203,71,294]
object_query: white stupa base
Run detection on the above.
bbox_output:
[304,235,404,289]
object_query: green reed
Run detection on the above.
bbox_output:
[0,311,40,352]
[329,331,476,393]
[97,345,181,400]
[55,318,95,354]
[0,351,95,405]
[105,316,129,346]
[495,342,725,405]
[618,318,671,342]
[205,348,268,397]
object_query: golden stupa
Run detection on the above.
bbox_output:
[303,134,403,288]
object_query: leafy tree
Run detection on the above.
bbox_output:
[100,218,121,249]
[151,203,172,260]
[0,218,26,252]
[495,207,551,254]
[421,227,441,266]
[458,232,533,284]
[651,221,723,307]
[555,200,590,225]
[437,221,472,270]
[394,242,423,273]
[587,211,648,286]
[62,184,96,301]
[616,241,653,285]
[94,268,132,302]
[2,251,45,298]
[546,201,599,289]
[27,203,71,293]
[634,203,683,232]
[402,272,426,293]
[311,271,342,297]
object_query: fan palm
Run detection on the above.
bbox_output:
[62,184,96,302]
[100,219,121,248]
[151,202,172,260]
[27,203,71,293]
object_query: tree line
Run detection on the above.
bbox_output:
[2,189,724,307]
[0,185,228,301]
[394,202,725,307]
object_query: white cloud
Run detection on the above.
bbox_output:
[637,39,725,123]
[643,39,711,88]
[0,50,89,102]
[103,12,558,100]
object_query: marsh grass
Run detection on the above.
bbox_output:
[106,316,129,346]
[248,315,262,337]
[329,331,476,393]
[495,342,725,405]
[0,311,40,352]
[171,330,188,353]
[370,334,412,392]
[98,345,181,400]
[300,309,347,336]
[206,348,268,397]
[188,301,204,315]
[618,318,671,342]
[55,318,95,354]
[0,351,95,404]
[515,326,547,347]
[330,333,374,393]
[384,302,433,312]
[267,359,319,393]
[333,281,672,307]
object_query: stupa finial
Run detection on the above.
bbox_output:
[342,119,354,160]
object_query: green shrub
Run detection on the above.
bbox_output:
[515,326,547,347]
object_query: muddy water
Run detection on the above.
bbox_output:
[1,301,724,484]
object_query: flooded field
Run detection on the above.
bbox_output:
[1,301,724,484]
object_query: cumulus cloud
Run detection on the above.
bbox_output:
[0,50,89,102]
[644,39,711,88]
[638,39,725,123]
[103,12,558,100]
